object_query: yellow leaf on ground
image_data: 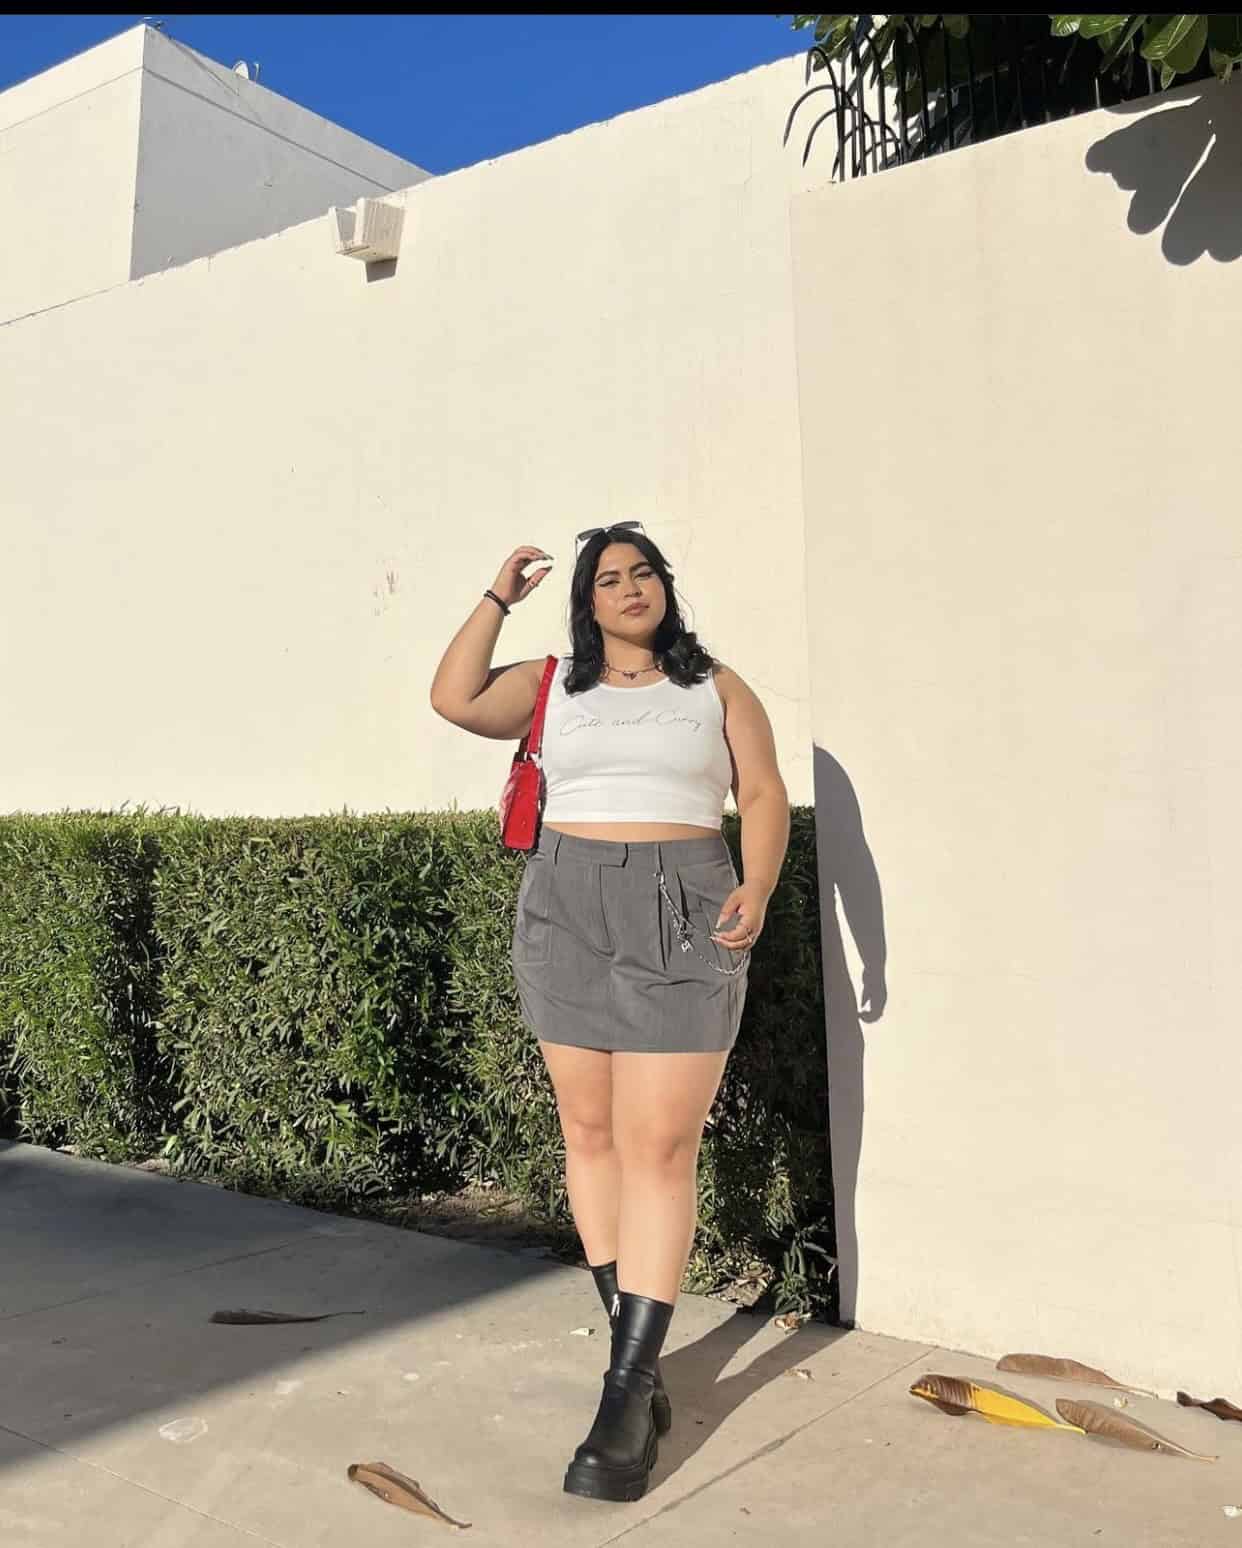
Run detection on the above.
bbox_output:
[910,1374,1085,1432]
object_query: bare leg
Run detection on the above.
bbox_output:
[611,1049,731,1304]
[538,1040,619,1265]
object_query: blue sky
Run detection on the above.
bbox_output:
[0,14,808,173]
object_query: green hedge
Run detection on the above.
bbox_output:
[0,816,170,1160]
[0,808,835,1318]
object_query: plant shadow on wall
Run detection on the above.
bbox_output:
[1086,78,1242,265]
[810,745,887,1329]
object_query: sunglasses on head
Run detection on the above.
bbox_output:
[574,520,646,558]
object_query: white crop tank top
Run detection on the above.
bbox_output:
[539,655,732,828]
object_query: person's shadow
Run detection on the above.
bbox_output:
[645,744,887,1483]
[651,1307,852,1479]
[1085,76,1242,265]
[809,744,887,1332]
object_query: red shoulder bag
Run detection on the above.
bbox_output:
[499,655,559,850]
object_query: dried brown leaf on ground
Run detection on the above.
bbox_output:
[210,1308,366,1325]
[1056,1399,1217,1461]
[347,1461,472,1529]
[997,1354,1156,1397]
[910,1375,1084,1432]
[1177,1392,1242,1424]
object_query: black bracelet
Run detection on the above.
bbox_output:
[483,588,510,617]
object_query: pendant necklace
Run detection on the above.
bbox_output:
[604,658,662,681]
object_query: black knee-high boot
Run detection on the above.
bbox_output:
[588,1260,672,1435]
[563,1289,675,1502]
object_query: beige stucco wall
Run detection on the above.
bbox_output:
[0,30,144,322]
[792,77,1242,1398]
[1,53,825,819]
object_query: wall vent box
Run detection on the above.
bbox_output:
[330,198,404,262]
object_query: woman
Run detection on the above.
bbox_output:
[429,522,790,1503]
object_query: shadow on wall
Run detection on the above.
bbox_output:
[811,744,887,1328]
[1086,78,1242,265]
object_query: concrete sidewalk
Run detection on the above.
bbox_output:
[1,1141,1237,1547]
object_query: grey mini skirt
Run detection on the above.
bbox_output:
[510,828,751,1054]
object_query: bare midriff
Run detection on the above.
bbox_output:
[543,821,719,841]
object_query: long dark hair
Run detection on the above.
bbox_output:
[565,527,717,694]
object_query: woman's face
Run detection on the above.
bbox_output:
[591,542,667,639]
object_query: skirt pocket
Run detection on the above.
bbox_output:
[512,854,554,966]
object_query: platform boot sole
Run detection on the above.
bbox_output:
[562,1424,659,1502]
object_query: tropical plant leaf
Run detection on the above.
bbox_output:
[346,1461,472,1528]
[804,12,856,58]
[1079,14,1131,39]
[1164,12,1209,72]
[792,11,1239,92]
[1177,1391,1242,1424]
[860,15,901,84]
[997,1353,1157,1397]
[1141,13,1201,65]
[1097,13,1148,71]
[911,1374,1085,1432]
[1056,1399,1218,1461]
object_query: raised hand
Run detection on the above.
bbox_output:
[490,546,554,608]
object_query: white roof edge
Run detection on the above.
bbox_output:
[136,25,430,183]
[0,24,148,131]
[2,23,428,182]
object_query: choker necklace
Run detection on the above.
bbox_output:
[604,659,662,681]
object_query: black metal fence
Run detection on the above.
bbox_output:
[786,14,1217,180]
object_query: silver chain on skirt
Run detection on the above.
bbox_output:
[654,868,751,977]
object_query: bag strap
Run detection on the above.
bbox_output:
[521,655,560,761]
